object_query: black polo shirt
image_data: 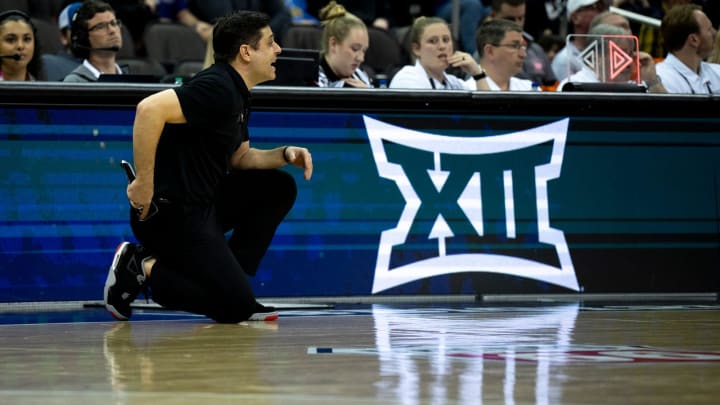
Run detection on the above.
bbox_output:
[154,62,250,206]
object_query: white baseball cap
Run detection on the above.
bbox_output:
[566,0,601,18]
[58,2,82,31]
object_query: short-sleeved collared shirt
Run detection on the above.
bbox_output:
[154,62,250,205]
[656,53,720,94]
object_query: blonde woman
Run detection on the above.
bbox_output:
[317,1,371,88]
[389,16,487,90]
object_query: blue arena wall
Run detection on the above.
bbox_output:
[1,83,719,302]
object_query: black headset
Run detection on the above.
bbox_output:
[70,4,90,58]
[0,9,34,26]
[0,9,40,78]
[0,9,38,50]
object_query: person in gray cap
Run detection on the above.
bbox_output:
[551,0,609,81]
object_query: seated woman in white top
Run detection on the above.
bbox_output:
[389,16,488,90]
[316,1,372,88]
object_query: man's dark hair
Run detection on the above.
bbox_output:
[475,18,523,58]
[661,4,702,53]
[70,0,115,58]
[213,10,271,63]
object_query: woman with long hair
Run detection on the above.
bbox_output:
[0,10,42,81]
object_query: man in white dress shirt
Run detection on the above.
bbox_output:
[655,4,720,94]
[475,18,538,91]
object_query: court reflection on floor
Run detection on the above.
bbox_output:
[103,320,279,400]
[100,306,580,403]
[97,303,720,403]
[368,304,579,404]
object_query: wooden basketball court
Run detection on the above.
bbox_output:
[0,296,718,404]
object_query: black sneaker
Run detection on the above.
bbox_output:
[104,242,148,321]
[248,301,279,321]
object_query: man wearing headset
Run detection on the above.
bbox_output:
[63,0,124,82]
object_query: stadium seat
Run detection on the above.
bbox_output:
[117,24,135,58]
[40,53,79,81]
[281,25,322,50]
[117,57,167,78]
[143,23,206,71]
[31,18,62,55]
[172,59,204,78]
[365,27,405,75]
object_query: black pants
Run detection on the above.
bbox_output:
[131,169,297,323]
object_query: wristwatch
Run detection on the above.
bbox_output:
[473,71,487,81]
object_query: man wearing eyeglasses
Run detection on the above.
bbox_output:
[488,0,556,88]
[63,0,124,82]
[474,18,538,90]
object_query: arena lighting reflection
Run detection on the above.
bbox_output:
[371,304,579,404]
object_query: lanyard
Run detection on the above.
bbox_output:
[428,76,448,89]
[674,66,713,94]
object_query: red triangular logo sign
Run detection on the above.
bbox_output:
[608,40,633,81]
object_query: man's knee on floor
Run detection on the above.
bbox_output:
[209,294,256,323]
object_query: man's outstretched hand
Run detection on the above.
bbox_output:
[285,146,313,180]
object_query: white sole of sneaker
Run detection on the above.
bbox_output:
[247,311,279,321]
[104,242,130,321]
